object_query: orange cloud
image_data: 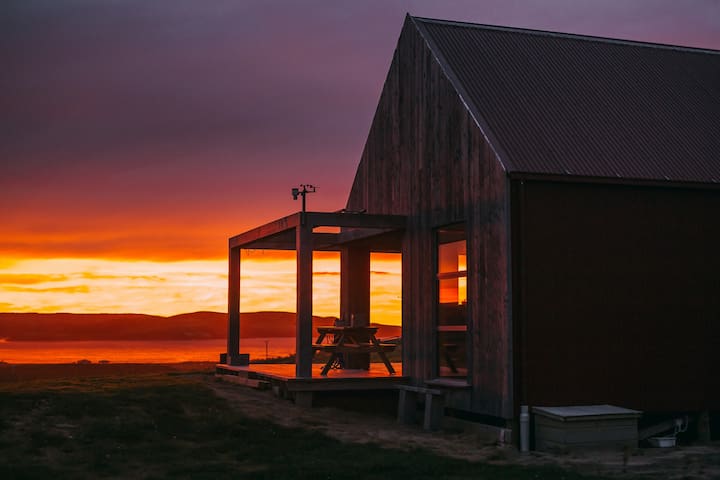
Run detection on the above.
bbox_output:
[79,272,169,282]
[0,274,69,284]
[4,285,91,294]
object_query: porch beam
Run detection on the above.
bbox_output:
[335,229,404,252]
[229,213,300,248]
[239,233,341,251]
[229,212,406,249]
[306,212,406,229]
[296,221,314,378]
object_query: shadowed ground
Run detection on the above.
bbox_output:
[0,364,717,479]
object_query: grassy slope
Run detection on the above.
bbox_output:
[0,372,609,480]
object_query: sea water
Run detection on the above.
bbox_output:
[0,337,296,364]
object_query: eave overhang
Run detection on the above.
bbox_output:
[229,211,407,251]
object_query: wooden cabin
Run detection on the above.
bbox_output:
[224,16,720,429]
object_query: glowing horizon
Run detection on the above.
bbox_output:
[4,2,716,335]
[0,252,402,326]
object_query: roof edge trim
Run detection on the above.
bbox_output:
[409,15,512,173]
[412,16,720,55]
[508,172,720,190]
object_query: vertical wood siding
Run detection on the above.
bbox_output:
[346,18,512,418]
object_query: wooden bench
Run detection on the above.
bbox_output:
[311,343,396,353]
[396,384,444,431]
[313,326,397,375]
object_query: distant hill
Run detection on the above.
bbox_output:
[0,312,401,341]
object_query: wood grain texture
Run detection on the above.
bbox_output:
[295,224,314,378]
[346,17,511,419]
[227,246,240,363]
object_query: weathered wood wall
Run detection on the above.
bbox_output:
[516,181,720,412]
[346,17,512,419]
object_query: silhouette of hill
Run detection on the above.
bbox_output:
[0,312,401,341]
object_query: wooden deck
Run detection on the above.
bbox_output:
[216,362,406,393]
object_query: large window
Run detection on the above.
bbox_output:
[436,224,468,378]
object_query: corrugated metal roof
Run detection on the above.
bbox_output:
[413,16,720,184]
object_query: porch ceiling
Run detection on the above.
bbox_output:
[229,211,407,251]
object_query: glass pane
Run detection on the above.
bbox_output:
[438,331,467,378]
[438,302,466,326]
[438,240,467,274]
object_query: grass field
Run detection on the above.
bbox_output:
[0,368,614,480]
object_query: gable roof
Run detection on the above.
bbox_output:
[412,16,720,184]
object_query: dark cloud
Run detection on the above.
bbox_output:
[1,1,394,177]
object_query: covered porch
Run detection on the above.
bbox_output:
[221,210,407,384]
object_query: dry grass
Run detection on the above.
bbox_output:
[2,364,717,479]
[0,366,608,480]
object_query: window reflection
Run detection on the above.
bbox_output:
[438,331,468,377]
[436,224,468,378]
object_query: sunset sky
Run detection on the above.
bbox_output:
[2,0,719,323]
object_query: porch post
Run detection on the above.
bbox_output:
[227,245,240,364]
[340,246,371,369]
[340,247,371,323]
[296,220,314,377]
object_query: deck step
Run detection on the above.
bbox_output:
[216,373,270,390]
[215,366,250,378]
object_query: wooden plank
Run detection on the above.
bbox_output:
[236,232,341,251]
[229,212,404,250]
[312,344,396,353]
[396,385,443,395]
[295,224,313,378]
[306,211,407,229]
[340,247,370,323]
[397,389,417,424]
[229,213,300,248]
[226,246,240,364]
[216,374,270,390]
[335,228,401,247]
[424,391,445,431]
[340,247,371,369]
[285,376,408,392]
[341,18,512,419]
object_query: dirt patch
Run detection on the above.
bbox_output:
[208,377,720,480]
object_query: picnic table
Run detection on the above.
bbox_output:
[312,326,396,376]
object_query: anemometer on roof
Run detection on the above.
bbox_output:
[291,184,316,213]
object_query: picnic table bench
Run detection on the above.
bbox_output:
[312,326,396,376]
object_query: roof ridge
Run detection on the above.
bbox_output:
[410,15,720,56]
